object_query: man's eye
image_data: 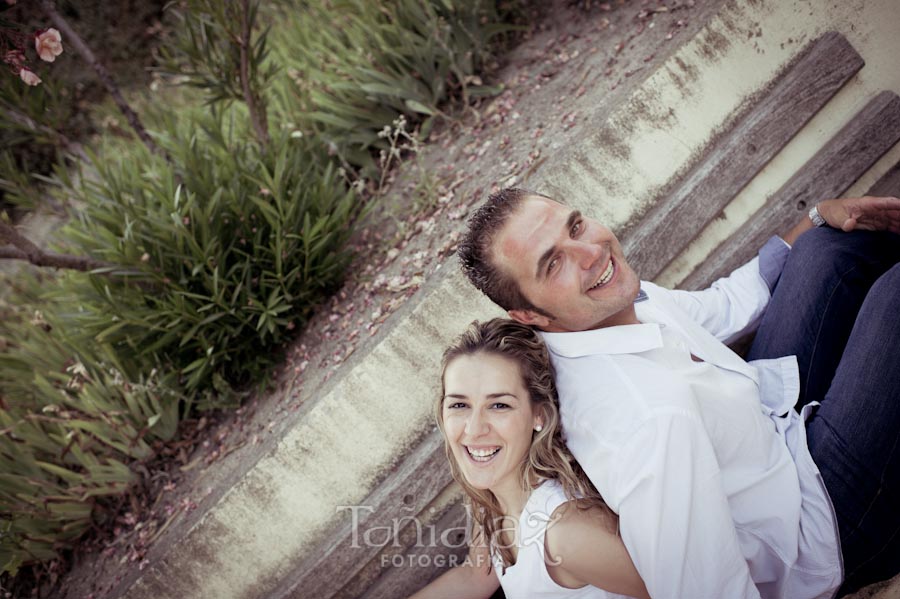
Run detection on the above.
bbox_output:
[570,220,582,236]
[547,257,559,273]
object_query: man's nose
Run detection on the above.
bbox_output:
[569,239,602,269]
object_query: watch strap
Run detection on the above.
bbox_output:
[808,204,827,227]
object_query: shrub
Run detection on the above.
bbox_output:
[0,104,361,575]
[264,0,518,170]
[0,277,185,576]
[55,107,361,399]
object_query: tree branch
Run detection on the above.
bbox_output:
[0,244,107,271]
[0,220,104,271]
[0,220,44,262]
[38,0,173,164]
[0,223,161,289]
[239,0,269,149]
[1,104,72,148]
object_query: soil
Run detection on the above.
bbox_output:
[23,1,736,598]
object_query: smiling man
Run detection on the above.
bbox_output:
[458,188,900,599]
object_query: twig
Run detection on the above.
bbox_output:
[0,219,44,261]
[1,104,71,148]
[238,0,269,148]
[0,243,106,271]
[38,0,173,164]
[0,219,107,271]
[0,222,158,286]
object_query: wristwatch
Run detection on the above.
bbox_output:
[808,204,827,227]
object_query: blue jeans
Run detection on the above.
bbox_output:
[747,227,900,595]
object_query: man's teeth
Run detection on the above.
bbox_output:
[467,447,500,461]
[590,260,615,290]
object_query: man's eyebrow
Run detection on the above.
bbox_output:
[535,210,581,279]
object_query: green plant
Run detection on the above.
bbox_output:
[55,106,361,398]
[0,278,185,576]
[155,0,276,148]
[0,103,362,576]
[0,75,79,212]
[267,0,518,171]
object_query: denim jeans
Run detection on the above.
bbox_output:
[747,227,900,595]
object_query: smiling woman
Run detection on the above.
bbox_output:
[409,319,649,599]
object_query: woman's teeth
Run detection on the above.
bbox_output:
[467,447,500,462]
[589,259,615,290]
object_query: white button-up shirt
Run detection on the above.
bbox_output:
[539,238,842,599]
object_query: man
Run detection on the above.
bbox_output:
[458,188,900,599]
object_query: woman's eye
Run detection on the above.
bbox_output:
[490,402,510,410]
[447,402,467,410]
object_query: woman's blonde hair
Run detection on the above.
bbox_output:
[437,318,609,570]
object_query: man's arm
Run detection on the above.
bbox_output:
[663,249,781,344]
[605,412,762,599]
[781,195,900,245]
[667,195,900,342]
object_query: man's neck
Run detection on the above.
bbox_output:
[597,304,640,328]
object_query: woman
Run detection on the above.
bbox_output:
[411,318,648,599]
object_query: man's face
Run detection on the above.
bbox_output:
[493,195,640,332]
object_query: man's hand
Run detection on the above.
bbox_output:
[817,196,900,233]
[782,195,900,245]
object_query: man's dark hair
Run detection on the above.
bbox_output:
[457,188,553,316]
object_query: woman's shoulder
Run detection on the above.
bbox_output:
[531,481,618,551]
[546,498,618,546]
[543,500,649,598]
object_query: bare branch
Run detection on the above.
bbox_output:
[0,222,159,289]
[239,0,269,148]
[1,104,72,148]
[0,220,104,271]
[0,244,107,271]
[0,220,44,262]
[38,0,173,164]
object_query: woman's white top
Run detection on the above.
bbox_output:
[493,479,634,599]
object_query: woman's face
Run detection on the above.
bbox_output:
[442,352,542,496]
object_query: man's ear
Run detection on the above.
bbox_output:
[508,308,551,329]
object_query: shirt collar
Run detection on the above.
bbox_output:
[539,287,663,358]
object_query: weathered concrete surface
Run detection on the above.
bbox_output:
[114,0,900,597]
[656,0,900,287]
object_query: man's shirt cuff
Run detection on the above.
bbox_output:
[759,235,791,293]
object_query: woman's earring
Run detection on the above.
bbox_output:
[534,424,543,432]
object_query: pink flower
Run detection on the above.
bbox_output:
[34,28,63,63]
[3,50,26,68]
[19,67,41,86]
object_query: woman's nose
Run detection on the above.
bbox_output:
[465,409,489,436]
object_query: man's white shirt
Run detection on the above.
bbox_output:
[539,239,842,599]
